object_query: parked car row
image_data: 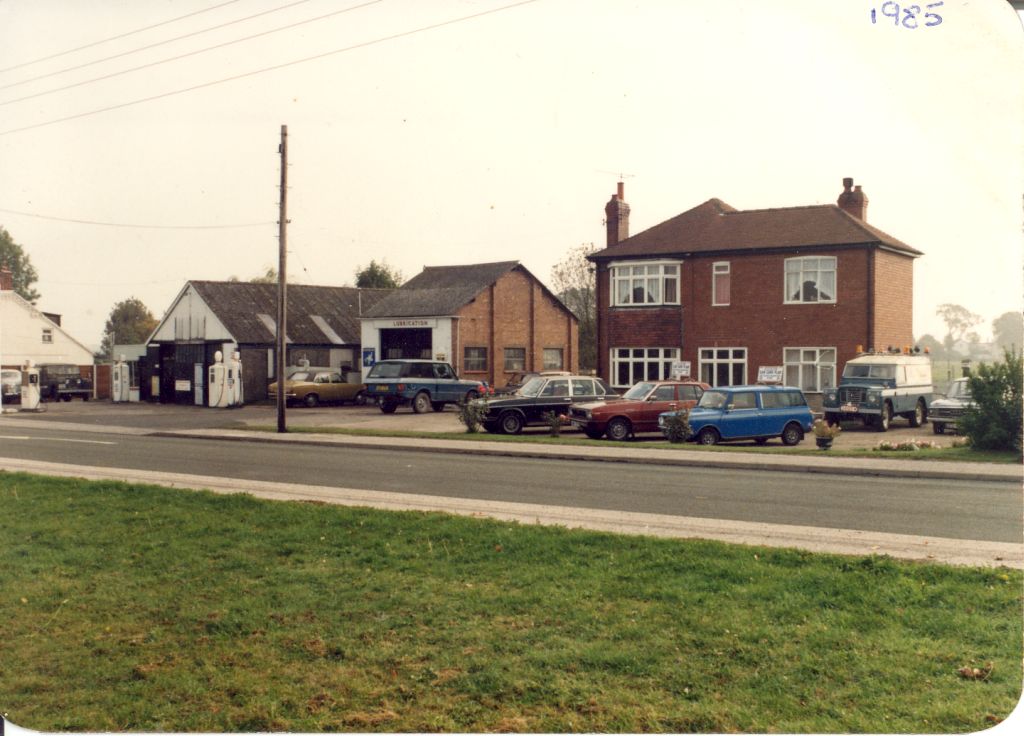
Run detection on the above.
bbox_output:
[263,355,969,445]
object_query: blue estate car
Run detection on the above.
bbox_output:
[659,385,814,446]
[364,359,486,414]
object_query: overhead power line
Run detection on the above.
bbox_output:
[0,0,247,74]
[0,0,540,137]
[0,206,274,230]
[0,0,381,107]
[0,0,321,93]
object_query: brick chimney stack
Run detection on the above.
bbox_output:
[837,177,868,221]
[605,181,630,246]
[0,266,13,292]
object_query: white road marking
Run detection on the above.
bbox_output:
[0,435,115,445]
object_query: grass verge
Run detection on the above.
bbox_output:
[1,471,1020,732]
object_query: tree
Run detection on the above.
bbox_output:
[99,298,159,358]
[936,303,982,354]
[355,260,402,289]
[992,311,1024,352]
[0,226,41,303]
[960,348,1023,454]
[551,243,598,371]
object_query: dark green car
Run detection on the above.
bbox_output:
[480,374,618,434]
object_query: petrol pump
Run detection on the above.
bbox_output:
[20,361,41,411]
[111,355,130,403]
[229,351,244,406]
[208,351,230,408]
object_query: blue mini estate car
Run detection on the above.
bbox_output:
[658,385,814,446]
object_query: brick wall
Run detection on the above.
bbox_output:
[455,267,578,387]
[871,249,914,351]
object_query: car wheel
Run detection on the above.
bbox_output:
[584,428,603,440]
[877,402,892,432]
[353,390,367,406]
[697,427,719,445]
[82,395,89,401]
[606,417,632,442]
[933,422,945,435]
[303,393,319,408]
[908,400,925,428]
[62,395,72,402]
[781,422,802,446]
[499,411,524,435]
[412,392,432,414]
[380,398,398,414]
[431,402,445,412]
[465,390,479,402]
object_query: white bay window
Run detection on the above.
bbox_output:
[611,262,680,306]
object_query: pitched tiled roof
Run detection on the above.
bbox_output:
[589,199,921,260]
[363,261,521,318]
[188,281,390,344]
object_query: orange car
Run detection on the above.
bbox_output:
[569,379,709,440]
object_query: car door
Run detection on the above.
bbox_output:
[758,390,790,436]
[432,363,457,402]
[717,390,761,438]
[533,377,571,422]
[636,383,678,431]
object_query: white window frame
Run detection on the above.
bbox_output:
[41,328,53,344]
[784,256,837,304]
[699,347,748,387]
[712,261,730,306]
[783,347,836,393]
[610,261,681,307]
[610,347,680,388]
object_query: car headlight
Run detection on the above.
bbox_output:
[866,390,880,405]
[824,389,837,402]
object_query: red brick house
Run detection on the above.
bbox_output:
[588,178,922,396]
[360,261,578,388]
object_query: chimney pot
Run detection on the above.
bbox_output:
[616,181,624,199]
[0,266,13,292]
[605,183,631,246]
[842,177,853,192]
[837,177,868,221]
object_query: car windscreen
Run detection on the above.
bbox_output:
[697,390,727,409]
[288,372,311,382]
[947,380,972,399]
[623,382,656,400]
[366,363,403,379]
[519,376,546,397]
[843,364,896,380]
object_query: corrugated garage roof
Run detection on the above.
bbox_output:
[188,281,391,345]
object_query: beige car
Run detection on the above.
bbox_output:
[268,371,366,408]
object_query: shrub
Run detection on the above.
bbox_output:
[959,348,1023,454]
[544,411,567,437]
[456,398,488,433]
[662,410,691,443]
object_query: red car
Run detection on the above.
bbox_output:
[569,380,709,440]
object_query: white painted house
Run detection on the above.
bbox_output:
[0,267,94,369]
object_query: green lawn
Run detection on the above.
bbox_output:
[1,472,1020,732]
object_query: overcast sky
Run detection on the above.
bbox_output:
[0,0,1021,352]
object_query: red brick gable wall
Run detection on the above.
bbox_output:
[453,268,578,386]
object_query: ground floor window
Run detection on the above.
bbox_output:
[543,348,564,370]
[784,347,836,392]
[504,347,526,371]
[464,346,487,372]
[611,347,680,388]
[699,347,747,387]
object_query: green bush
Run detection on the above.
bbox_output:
[544,410,565,436]
[456,398,488,433]
[960,348,1022,454]
[662,409,691,443]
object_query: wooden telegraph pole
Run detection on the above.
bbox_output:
[276,124,288,433]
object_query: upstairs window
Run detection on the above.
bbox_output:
[41,328,53,344]
[785,256,836,303]
[611,262,680,306]
[712,262,730,306]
